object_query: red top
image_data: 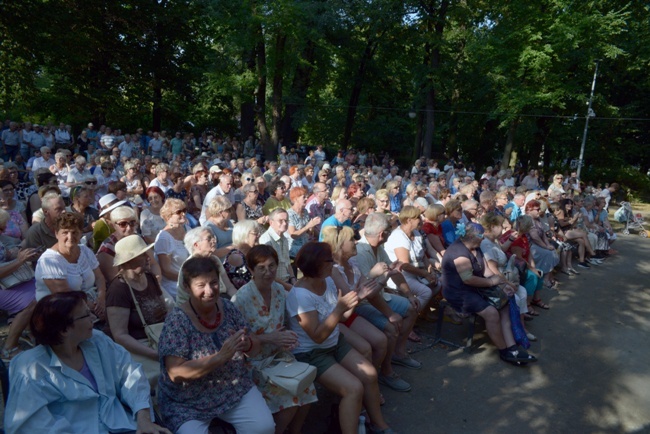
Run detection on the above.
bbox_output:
[509,235,530,262]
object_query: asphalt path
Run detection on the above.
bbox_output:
[372,232,650,434]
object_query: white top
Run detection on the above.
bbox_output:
[67,168,92,184]
[154,230,190,299]
[31,157,56,173]
[286,277,340,353]
[149,177,173,194]
[35,245,99,301]
[384,227,425,274]
[140,209,166,238]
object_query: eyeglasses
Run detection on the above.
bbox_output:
[116,220,137,228]
[173,208,187,215]
[200,235,215,242]
[85,181,97,185]
[249,190,259,194]
[249,231,260,237]
[73,311,95,321]
[2,188,14,194]
[147,196,160,201]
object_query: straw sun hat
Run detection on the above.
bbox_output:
[113,235,154,267]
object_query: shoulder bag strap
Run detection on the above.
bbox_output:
[123,275,149,329]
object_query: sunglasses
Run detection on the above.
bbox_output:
[245,177,253,182]
[173,208,187,215]
[116,220,137,229]
[85,181,97,185]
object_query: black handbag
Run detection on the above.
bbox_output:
[478,285,509,310]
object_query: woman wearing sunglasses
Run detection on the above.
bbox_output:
[154,198,190,299]
[96,206,162,284]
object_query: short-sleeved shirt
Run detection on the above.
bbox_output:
[157,302,254,433]
[35,245,99,301]
[259,228,292,282]
[154,231,190,299]
[140,209,166,239]
[480,238,507,270]
[106,273,168,340]
[318,215,351,241]
[287,208,312,256]
[286,277,340,353]
[384,227,422,271]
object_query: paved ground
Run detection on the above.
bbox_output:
[304,223,650,433]
[2,214,649,433]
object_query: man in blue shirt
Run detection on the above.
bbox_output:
[319,199,354,241]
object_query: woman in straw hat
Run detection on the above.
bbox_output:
[106,235,170,385]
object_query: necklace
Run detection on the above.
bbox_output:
[189,299,222,330]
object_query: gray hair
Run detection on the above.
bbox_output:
[75,156,86,164]
[462,199,479,211]
[364,212,390,237]
[41,192,62,210]
[268,208,288,222]
[40,146,51,154]
[184,227,213,253]
[232,219,261,246]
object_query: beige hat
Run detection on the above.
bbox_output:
[98,193,127,217]
[209,165,222,174]
[114,235,154,267]
[321,163,331,171]
[88,123,94,127]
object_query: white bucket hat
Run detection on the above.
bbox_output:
[113,235,154,267]
[99,193,127,217]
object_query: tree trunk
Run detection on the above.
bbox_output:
[240,48,257,139]
[281,40,315,144]
[341,37,380,150]
[270,33,286,146]
[529,117,551,170]
[152,76,162,131]
[420,0,449,158]
[253,25,272,161]
[501,120,517,170]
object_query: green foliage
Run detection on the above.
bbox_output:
[0,0,649,197]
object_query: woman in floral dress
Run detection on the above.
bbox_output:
[233,245,317,434]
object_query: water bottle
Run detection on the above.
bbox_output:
[358,415,366,434]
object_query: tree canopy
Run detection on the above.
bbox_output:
[1,0,649,182]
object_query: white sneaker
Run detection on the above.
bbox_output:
[587,258,602,265]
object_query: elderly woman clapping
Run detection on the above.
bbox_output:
[441,222,537,365]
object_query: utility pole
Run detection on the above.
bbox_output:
[577,60,600,180]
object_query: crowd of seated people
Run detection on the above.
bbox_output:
[0,120,626,433]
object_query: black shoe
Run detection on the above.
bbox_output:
[577,262,591,269]
[500,347,538,366]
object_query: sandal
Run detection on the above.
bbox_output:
[531,298,550,310]
[408,331,422,343]
[523,313,535,321]
[526,306,540,316]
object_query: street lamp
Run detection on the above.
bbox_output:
[576,60,600,180]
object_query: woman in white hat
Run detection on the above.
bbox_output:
[106,235,170,385]
[91,193,127,252]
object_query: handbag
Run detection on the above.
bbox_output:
[256,351,317,396]
[478,285,509,310]
[0,262,35,290]
[124,277,164,350]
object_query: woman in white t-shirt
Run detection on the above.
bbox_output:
[286,242,393,434]
[383,206,437,316]
[154,198,190,299]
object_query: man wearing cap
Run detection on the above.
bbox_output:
[259,208,296,290]
[86,123,98,146]
[318,199,354,241]
[22,192,66,251]
[92,194,129,252]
